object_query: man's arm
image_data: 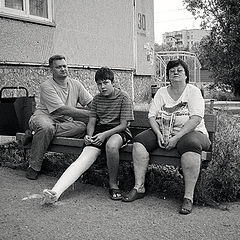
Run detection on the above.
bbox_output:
[52,104,91,119]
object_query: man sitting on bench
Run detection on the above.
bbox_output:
[25,55,93,180]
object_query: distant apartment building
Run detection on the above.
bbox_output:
[162,29,210,50]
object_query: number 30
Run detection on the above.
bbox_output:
[138,13,146,31]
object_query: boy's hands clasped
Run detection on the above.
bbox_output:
[84,133,107,146]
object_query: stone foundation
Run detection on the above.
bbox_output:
[0,64,156,104]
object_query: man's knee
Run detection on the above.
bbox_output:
[74,122,86,137]
[56,121,86,138]
[30,115,55,134]
[70,122,86,138]
[39,124,56,135]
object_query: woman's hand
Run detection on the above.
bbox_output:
[165,136,179,150]
[156,132,165,148]
[91,132,107,146]
[84,135,92,145]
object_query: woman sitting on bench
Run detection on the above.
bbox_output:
[122,59,211,215]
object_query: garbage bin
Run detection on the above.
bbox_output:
[0,87,35,136]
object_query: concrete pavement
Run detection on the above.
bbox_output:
[0,167,240,240]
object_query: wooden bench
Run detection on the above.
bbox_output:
[16,110,217,168]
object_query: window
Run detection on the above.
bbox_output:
[0,0,53,25]
[175,34,182,39]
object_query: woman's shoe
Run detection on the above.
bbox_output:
[122,188,145,202]
[179,198,193,214]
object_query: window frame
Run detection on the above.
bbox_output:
[0,0,54,26]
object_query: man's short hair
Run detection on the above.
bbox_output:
[49,55,66,67]
[95,67,114,82]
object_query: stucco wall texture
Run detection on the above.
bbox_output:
[0,17,53,64]
[0,65,154,104]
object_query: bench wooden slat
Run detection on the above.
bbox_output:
[204,114,217,133]
[132,111,217,133]
[16,132,212,167]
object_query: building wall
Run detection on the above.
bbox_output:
[0,17,54,64]
[135,0,155,75]
[0,64,157,104]
[0,0,155,104]
[133,75,158,104]
[0,65,134,101]
[0,0,134,69]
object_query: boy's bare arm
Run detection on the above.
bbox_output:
[84,117,96,145]
[86,117,97,136]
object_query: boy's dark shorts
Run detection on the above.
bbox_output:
[86,124,132,151]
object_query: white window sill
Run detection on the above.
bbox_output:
[0,12,55,27]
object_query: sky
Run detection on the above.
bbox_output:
[154,0,201,44]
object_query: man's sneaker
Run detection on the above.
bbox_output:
[26,167,39,180]
[22,129,33,146]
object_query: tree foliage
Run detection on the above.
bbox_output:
[183,0,240,97]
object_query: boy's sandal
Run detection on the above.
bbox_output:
[122,188,145,202]
[179,198,193,215]
[109,189,123,201]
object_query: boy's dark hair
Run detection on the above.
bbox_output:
[49,55,66,67]
[166,59,189,83]
[95,67,114,82]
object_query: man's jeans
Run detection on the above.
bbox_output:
[29,114,86,171]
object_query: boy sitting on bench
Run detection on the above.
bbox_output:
[42,67,134,203]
